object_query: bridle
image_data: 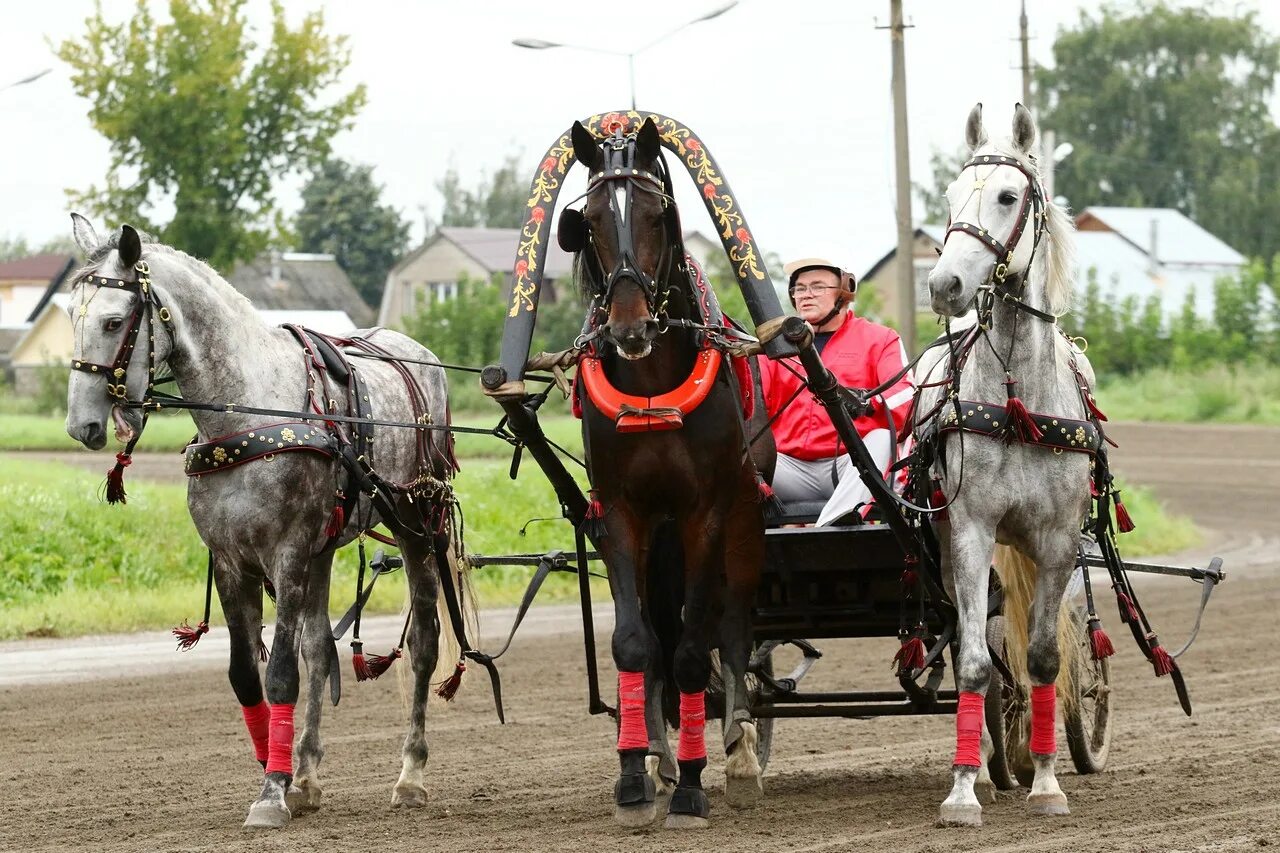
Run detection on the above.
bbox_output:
[574,130,681,319]
[69,258,173,405]
[942,152,1055,326]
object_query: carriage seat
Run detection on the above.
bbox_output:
[763,498,866,528]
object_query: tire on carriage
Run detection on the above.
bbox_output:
[475,107,1227,829]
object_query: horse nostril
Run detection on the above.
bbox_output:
[946,274,963,300]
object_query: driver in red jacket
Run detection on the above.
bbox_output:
[761,257,915,525]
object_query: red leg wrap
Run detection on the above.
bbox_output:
[953,691,983,767]
[676,691,707,762]
[1030,684,1056,756]
[241,701,270,764]
[265,703,295,775]
[617,671,648,751]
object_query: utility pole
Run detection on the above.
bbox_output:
[886,0,916,355]
[1019,0,1032,108]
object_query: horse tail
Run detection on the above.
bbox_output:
[647,519,684,730]
[991,544,1080,715]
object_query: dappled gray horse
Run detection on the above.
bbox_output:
[64,215,462,829]
[917,104,1097,826]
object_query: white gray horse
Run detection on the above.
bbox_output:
[64,215,463,829]
[918,104,1094,826]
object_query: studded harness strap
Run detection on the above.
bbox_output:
[69,260,173,403]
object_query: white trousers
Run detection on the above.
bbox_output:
[772,429,894,527]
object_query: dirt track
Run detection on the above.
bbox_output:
[2,423,1278,852]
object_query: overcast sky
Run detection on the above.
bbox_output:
[4,0,1277,277]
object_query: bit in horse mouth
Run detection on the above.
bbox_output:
[112,406,136,443]
[618,345,652,361]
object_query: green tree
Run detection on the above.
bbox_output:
[435,154,527,229]
[915,146,967,225]
[56,0,366,269]
[1038,2,1280,261]
[0,235,79,263]
[402,273,507,367]
[295,159,409,308]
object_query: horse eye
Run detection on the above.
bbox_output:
[998,191,1018,205]
[103,318,124,333]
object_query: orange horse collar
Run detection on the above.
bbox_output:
[579,348,723,433]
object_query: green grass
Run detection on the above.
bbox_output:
[1109,483,1200,557]
[0,453,603,640]
[1093,364,1280,424]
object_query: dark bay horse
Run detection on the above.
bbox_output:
[64,216,465,829]
[565,118,771,829]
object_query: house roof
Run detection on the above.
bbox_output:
[1076,207,1244,267]
[859,226,945,283]
[226,253,374,328]
[1074,231,1236,317]
[0,253,77,282]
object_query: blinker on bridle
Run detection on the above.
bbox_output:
[942,152,1054,325]
[69,259,173,404]
[575,130,678,318]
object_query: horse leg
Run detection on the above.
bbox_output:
[1024,533,1078,817]
[289,551,337,817]
[643,528,682,797]
[663,518,721,830]
[243,546,311,830]
[718,497,765,809]
[603,506,657,827]
[215,557,270,776]
[644,626,678,797]
[937,519,997,807]
[939,517,996,828]
[390,530,441,809]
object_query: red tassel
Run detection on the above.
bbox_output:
[1114,492,1135,533]
[365,647,402,679]
[1116,590,1140,624]
[435,660,466,700]
[105,452,132,505]
[351,641,371,681]
[172,620,208,651]
[1148,636,1175,677]
[324,496,346,538]
[1088,618,1115,660]
[892,636,927,673]
[583,489,607,538]
[1004,380,1044,443]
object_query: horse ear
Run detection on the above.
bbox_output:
[70,212,99,254]
[557,208,588,253]
[1012,102,1037,154]
[571,121,603,172]
[964,103,988,151]
[635,117,661,164]
[118,224,142,268]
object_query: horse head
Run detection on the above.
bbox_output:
[566,117,680,360]
[64,213,172,450]
[928,103,1049,318]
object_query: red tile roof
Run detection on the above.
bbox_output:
[0,253,77,281]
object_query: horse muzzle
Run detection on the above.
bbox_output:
[928,270,972,318]
[605,318,660,360]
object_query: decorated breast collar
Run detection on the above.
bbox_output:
[938,400,1102,455]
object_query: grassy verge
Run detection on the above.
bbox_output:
[1093,363,1280,424]
[1110,483,1200,557]
[0,454,603,640]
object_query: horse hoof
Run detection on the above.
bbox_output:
[242,800,291,830]
[614,801,657,827]
[391,784,429,809]
[938,803,983,827]
[974,778,997,805]
[1027,792,1070,816]
[663,813,710,830]
[286,782,322,815]
[724,772,764,809]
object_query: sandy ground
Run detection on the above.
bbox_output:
[1,422,1277,852]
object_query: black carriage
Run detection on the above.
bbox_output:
[472,110,1225,787]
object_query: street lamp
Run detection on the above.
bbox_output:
[0,68,51,94]
[512,1,739,110]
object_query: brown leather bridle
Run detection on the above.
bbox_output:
[69,259,172,404]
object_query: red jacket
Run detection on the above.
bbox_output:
[761,313,915,461]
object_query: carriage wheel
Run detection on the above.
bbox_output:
[1065,605,1112,774]
[983,614,1034,789]
[706,646,775,774]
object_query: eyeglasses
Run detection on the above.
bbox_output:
[789,284,838,297]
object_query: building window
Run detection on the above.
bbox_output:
[432,281,457,303]
[913,259,935,309]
